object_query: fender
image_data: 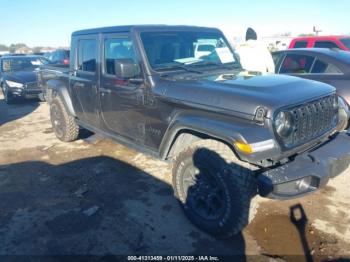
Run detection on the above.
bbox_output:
[47,79,76,117]
[159,111,275,162]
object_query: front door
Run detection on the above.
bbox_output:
[99,34,146,144]
[70,36,100,127]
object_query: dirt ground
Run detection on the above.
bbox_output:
[0,92,349,261]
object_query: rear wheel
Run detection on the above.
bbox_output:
[172,139,258,238]
[50,96,79,142]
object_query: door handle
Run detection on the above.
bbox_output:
[99,88,111,94]
[74,82,85,88]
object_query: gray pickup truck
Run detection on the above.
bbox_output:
[38,25,350,238]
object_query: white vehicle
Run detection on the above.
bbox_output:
[194,43,216,58]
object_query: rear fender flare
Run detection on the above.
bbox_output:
[47,79,76,117]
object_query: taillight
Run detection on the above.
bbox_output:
[63,59,69,65]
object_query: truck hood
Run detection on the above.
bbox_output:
[4,70,37,84]
[161,74,335,119]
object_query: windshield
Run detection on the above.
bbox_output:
[140,31,240,72]
[340,38,350,50]
[1,57,49,72]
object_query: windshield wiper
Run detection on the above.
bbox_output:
[190,61,240,70]
[156,64,202,74]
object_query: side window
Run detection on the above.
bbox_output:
[294,41,308,48]
[314,41,340,49]
[280,54,315,74]
[47,52,55,63]
[51,52,59,63]
[272,53,285,72]
[78,39,97,72]
[311,59,342,74]
[104,37,137,75]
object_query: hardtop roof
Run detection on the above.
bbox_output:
[72,25,221,36]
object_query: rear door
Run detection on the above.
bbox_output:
[70,35,100,127]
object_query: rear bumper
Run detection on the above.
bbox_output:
[258,131,350,199]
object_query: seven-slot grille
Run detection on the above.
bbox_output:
[283,95,337,147]
[25,82,40,90]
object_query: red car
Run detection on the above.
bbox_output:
[289,36,350,51]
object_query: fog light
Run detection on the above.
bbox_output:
[296,177,312,191]
[273,176,319,197]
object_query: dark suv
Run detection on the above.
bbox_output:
[45,49,70,66]
[39,25,350,238]
[0,55,49,103]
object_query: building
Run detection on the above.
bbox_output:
[262,36,294,51]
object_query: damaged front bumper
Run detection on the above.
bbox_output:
[258,131,350,199]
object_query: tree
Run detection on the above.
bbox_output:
[0,44,9,51]
[32,46,43,53]
[298,33,315,37]
[9,43,28,53]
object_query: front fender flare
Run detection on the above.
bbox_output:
[159,112,275,162]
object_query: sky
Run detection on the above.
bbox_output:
[0,0,349,47]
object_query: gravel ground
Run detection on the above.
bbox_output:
[0,92,349,261]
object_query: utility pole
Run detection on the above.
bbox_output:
[313,26,322,36]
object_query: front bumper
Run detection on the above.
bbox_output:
[10,85,42,99]
[258,131,350,199]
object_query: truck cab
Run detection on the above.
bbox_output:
[42,25,350,238]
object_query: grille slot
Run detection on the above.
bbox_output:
[25,82,40,90]
[282,95,337,148]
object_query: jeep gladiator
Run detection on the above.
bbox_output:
[39,25,350,237]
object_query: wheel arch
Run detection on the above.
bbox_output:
[164,128,239,161]
[47,79,76,117]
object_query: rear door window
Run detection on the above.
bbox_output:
[340,38,350,50]
[77,39,97,73]
[293,41,308,48]
[311,59,342,74]
[314,41,340,49]
[279,54,315,74]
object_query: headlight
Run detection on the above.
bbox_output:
[275,111,294,138]
[5,80,24,88]
[338,96,349,115]
[337,96,349,130]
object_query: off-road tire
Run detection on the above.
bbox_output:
[172,139,258,238]
[50,96,79,142]
[38,93,46,102]
[3,85,15,104]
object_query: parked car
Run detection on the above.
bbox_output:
[33,52,45,56]
[45,49,70,65]
[0,55,49,103]
[39,25,350,238]
[1,53,27,57]
[289,36,350,51]
[273,48,350,106]
[194,42,216,58]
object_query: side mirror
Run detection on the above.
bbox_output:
[114,59,141,79]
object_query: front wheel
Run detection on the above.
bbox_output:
[3,85,15,104]
[50,96,79,142]
[38,93,46,102]
[172,140,258,238]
